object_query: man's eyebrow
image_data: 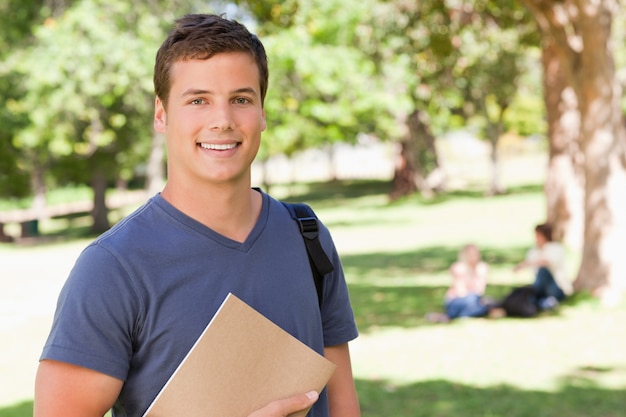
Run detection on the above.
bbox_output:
[233,87,259,97]
[180,87,259,97]
[180,88,211,97]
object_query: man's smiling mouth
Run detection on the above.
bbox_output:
[199,143,239,150]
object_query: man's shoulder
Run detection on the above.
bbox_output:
[545,242,566,256]
[91,196,164,249]
[546,241,564,249]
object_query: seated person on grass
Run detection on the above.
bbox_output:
[513,222,572,311]
[428,244,495,322]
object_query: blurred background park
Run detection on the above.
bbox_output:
[1,0,626,416]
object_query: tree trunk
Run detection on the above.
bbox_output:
[390,139,418,200]
[146,131,166,196]
[31,160,48,219]
[261,158,272,194]
[390,110,443,200]
[523,0,626,303]
[20,158,49,238]
[485,115,506,196]
[325,144,338,182]
[575,12,626,303]
[91,167,110,233]
[541,38,584,250]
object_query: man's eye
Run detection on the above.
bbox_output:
[234,97,250,104]
[191,99,203,105]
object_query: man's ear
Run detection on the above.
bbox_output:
[154,97,167,132]
[261,108,267,132]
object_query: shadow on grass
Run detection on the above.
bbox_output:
[404,183,545,206]
[5,370,625,417]
[341,245,528,276]
[356,377,626,417]
[348,282,528,333]
[282,179,543,207]
[281,179,394,205]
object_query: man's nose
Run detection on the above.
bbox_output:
[209,101,234,131]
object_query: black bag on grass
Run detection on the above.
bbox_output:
[501,285,538,317]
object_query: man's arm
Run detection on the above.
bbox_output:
[35,359,319,417]
[34,360,123,417]
[324,343,361,417]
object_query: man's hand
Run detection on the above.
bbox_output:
[248,391,319,417]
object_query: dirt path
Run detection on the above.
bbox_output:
[0,240,87,406]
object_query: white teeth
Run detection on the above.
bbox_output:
[200,143,237,150]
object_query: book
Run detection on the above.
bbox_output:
[142,292,336,417]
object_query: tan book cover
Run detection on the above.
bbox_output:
[142,292,336,417]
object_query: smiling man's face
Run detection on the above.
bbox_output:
[154,52,266,189]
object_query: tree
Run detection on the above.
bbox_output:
[540,38,584,249]
[233,1,544,197]
[0,0,74,202]
[7,0,159,231]
[520,0,626,303]
[2,0,197,231]
[348,0,540,197]
[454,21,540,195]
[234,0,397,187]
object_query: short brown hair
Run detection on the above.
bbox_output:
[153,14,268,107]
[535,223,553,242]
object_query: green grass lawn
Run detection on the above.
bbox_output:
[1,179,624,417]
[291,180,626,417]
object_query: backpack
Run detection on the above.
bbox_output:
[282,202,334,307]
[501,285,539,318]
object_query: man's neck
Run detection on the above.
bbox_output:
[161,181,262,243]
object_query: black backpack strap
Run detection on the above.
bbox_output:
[282,202,334,307]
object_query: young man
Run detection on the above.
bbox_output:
[34,14,360,417]
[514,223,572,309]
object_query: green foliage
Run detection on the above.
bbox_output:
[0,0,65,197]
[505,93,546,138]
[0,72,30,197]
[0,0,63,55]
[0,0,206,200]
[14,0,156,149]
[0,0,168,197]
[244,0,546,155]
[326,0,543,142]
[231,0,300,31]
[257,0,398,159]
[5,0,616,203]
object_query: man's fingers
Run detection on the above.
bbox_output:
[248,391,319,417]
